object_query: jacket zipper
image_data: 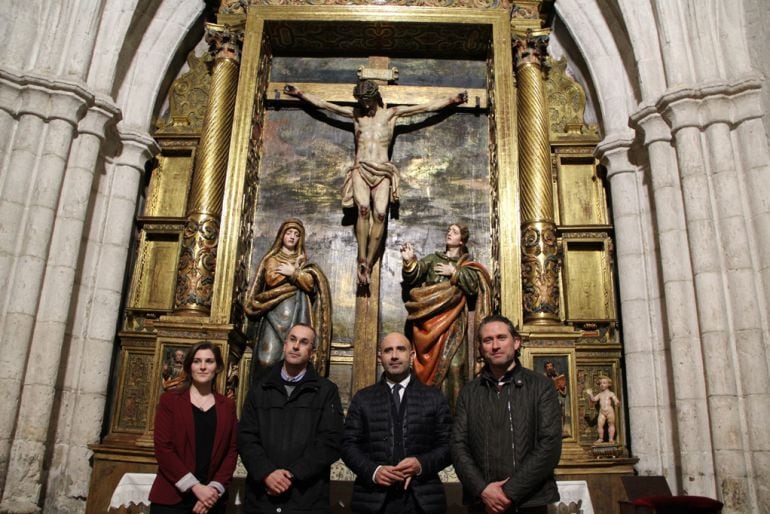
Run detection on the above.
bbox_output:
[507,394,515,474]
[507,388,517,512]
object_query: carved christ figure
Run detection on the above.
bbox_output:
[284,80,467,285]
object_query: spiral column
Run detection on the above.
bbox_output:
[514,28,560,325]
[175,22,244,316]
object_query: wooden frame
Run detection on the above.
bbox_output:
[561,235,616,323]
[126,226,182,313]
[577,358,624,446]
[214,5,522,327]
[522,346,579,442]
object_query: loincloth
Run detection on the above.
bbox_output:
[342,161,400,208]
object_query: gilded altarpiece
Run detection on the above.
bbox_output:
[222,6,520,405]
[89,4,637,514]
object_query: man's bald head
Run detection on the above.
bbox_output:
[378,332,414,382]
[378,332,412,351]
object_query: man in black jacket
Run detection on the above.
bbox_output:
[238,323,344,513]
[451,315,562,514]
[342,332,452,514]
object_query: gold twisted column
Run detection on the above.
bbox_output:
[175,23,244,316]
[514,29,560,325]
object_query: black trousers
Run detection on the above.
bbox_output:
[150,498,225,514]
[516,507,549,514]
[379,487,422,514]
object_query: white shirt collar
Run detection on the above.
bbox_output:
[281,365,307,383]
[386,374,411,390]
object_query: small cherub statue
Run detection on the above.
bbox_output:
[585,375,620,443]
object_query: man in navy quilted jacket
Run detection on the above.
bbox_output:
[342,332,452,514]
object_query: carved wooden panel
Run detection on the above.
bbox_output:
[145,154,195,218]
[112,346,155,433]
[561,237,615,322]
[555,156,607,226]
[576,359,623,447]
[127,233,182,312]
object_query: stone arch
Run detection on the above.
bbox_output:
[113,0,207,129]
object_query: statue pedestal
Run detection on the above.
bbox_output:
[590,442,626,459]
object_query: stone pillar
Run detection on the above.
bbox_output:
[0,98,118,513]
[658,82,770,512]
[642,2,768,508]
[630,106,716,497]
[512,29,560,325]
[174,23,243,316]
[728,79,770,322]
[730,93,770,514]
[595,135,677,480]
[0,74,91,501]
[702,114,761,511]
[44,128,157,514]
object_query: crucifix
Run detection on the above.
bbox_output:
[284,74,466,287]
[272,56,486,391]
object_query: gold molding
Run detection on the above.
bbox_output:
[251,0,516,9]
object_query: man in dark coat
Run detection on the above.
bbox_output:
[451,315,562,514]
[238,323,344,513]
[342,332,452,514]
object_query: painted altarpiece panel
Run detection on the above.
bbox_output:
[522,347,579,443]
[245,59,491,397]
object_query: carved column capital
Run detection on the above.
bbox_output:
[218,0,248,15]
[512,29,550,70]
[630,105,672,147]
[114,125,160,171]
[594,132,637,178]
[78,95,121,140]
[205,22,245,62]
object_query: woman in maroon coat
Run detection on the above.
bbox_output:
[149,342,238,514]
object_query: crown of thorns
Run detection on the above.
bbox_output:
[353,80,380,99]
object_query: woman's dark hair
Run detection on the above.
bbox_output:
[182,341,225,390]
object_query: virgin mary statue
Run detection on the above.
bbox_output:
[244,219,332,383]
